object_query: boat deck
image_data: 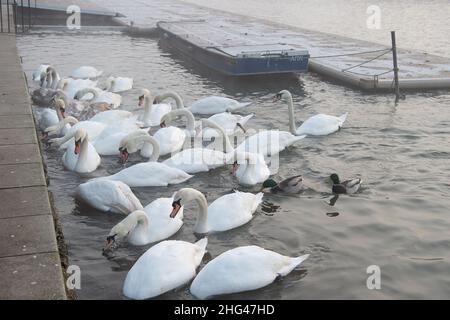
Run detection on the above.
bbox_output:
[158,20,309,57]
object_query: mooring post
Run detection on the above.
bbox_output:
[391,31,400,102]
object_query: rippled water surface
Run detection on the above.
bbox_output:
[16,1,450,300]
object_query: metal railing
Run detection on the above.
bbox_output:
[1,0,32,33]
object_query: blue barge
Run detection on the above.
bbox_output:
[157,20,310,76]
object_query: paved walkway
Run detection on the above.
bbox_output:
[0,34,66,299]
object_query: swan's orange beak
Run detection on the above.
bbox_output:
[138,95,144,107]
[170,201,182,218]
[74,140,81,155]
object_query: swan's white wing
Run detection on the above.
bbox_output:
[123,239,207,299]
[89,110,134,125]
[190,246,308,299]
[153,127,186,156]
[63,79,98,99]
[163,148,225,174]
[296,113,347,136]
[110,77,133,93]
[189,96,246,115]
[78,180,143,214]
[207,191,263,232]
[99,162,192,187]
[70,66,103,79]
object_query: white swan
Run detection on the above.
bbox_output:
[74,87,121,110]
[275,90,347,136]
[31,66,59,106]
[203,117,305,157]
[70,66,103,79]
[153,91,184,109]
[190,246,309,299]
[153,108,198,156]
[123,238,207,300]
[139,89,172,127]
[230,151,270,187]
[170,188,263,233]
[36,97,66,133]
[32,64,50,82]
[188,96,252,115]
[77,180,143,214]
[201,112,253,139]
[94,133,192,187]
[104,76,133,93]
[104,197,184,248]
[59,78,98,99]
[76,87,121,109]
[162,119,230,174]
[61,128,101,173]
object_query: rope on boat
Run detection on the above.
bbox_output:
[341,49,392,72]
[310,48,391,59]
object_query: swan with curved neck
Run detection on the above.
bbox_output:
[162,119,230,174]
[139,89,172,127]
[31,66,59,106]
[170,187,263,233]
[119,131,160,163]
[230,151,270,186]
[91,131,192,187]
[104,196,185,249]
[46,66,60,90]
[274,89,348,136]
[154,91,184,109]
[105,210,149,250]
[37,97,67,135]
[62,128,101,173]
[152,108,199,156]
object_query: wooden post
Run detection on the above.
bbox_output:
[391,31,400,102]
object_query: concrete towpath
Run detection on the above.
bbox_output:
[0,34,66,299]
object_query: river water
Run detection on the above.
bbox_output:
[16,0,450,299]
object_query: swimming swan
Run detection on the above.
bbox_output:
[123,238,207,300]
[188,96,252,115]
[274,90,347,136]
[104,197,184,248]
[94,133,192,187]
[60,128,101,173]
[70,66,103,79]
[170,188,263,233]
[77,180,143,214]
[104,76,133,93]
[154,108,198,156]
[138,89,172,127]
[190,246,309,299]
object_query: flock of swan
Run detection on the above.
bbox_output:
[31,64,362,300]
